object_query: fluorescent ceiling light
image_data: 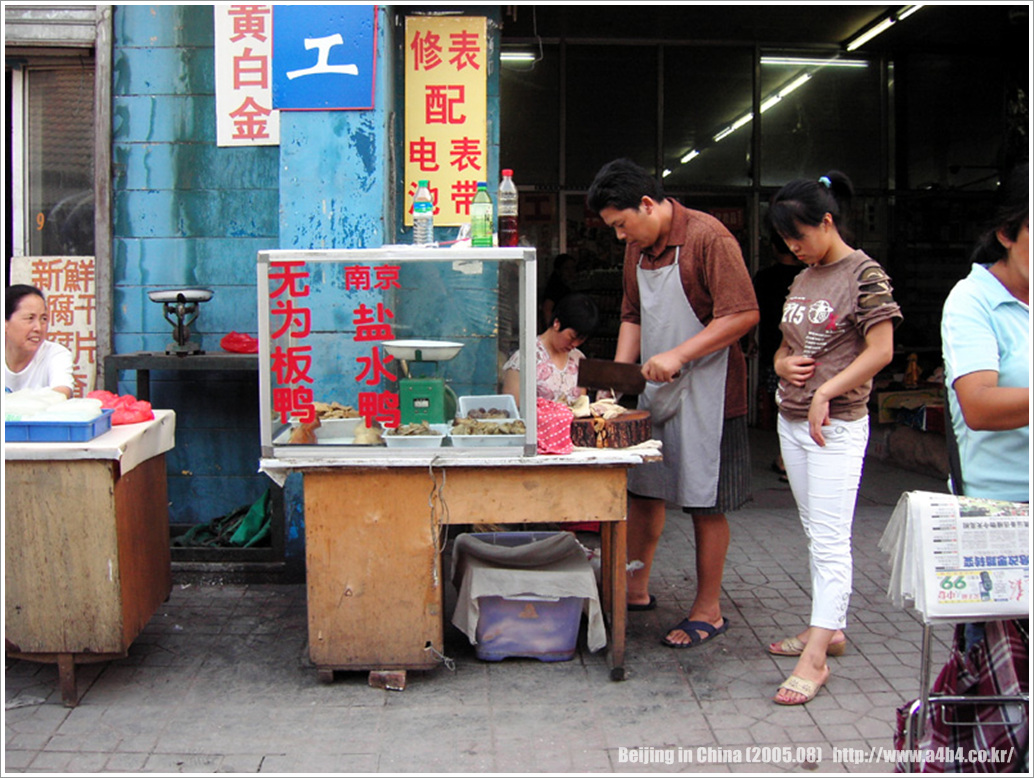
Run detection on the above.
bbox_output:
[778,73,812,97]
[679,149,700,164]
[897,5,923,21]
[845,16,896,51]
[501,51,537,63]
[713,112,754,143]
[761,56,868,68]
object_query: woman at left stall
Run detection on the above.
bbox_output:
[5,284,74,398]
[501,292,599,406]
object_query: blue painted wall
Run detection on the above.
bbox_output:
[110,5,502,576]
[111,5,277,536]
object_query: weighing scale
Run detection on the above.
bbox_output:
[148,288,213,356]
[382,340,463,425]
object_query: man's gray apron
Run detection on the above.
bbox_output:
[627,247,728,507]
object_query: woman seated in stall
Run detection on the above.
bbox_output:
[501,292,599,407]
[5,284,74,398]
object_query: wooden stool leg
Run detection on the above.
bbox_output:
[57,654,78,707]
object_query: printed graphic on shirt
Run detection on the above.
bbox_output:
[858,265,895,310]
[782,296,842,358]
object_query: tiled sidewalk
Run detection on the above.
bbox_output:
[4,429,954,774]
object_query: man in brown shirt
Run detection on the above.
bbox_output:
[588,159,758,648]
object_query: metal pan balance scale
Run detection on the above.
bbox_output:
[147,288,214,356]
[382,340,463,425]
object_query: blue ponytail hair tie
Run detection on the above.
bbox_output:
[818,175,832,188]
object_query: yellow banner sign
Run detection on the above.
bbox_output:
[404,16,487,228]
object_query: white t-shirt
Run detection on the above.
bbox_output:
[4,341,75,394]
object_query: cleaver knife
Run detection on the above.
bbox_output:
[576,359,647,395]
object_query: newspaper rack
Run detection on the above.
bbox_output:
[879,491,1029,770]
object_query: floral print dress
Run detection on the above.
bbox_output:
[502,337,585,405]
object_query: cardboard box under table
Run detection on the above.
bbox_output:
[4,410,176,706]
[451,532,606,661]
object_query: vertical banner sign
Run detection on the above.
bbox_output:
[11,256,97,397]
[271,5,377,110]
[404,16,487,227]
[214,4,280,147]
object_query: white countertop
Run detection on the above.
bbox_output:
[4,409,176,476]
[258,440,662,486]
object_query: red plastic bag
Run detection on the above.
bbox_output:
[220,331,259,354]
[87,389,121,408]
[536,397,574,455]
[111,399,154,425]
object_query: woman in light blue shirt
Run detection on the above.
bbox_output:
[941,163,1029,502]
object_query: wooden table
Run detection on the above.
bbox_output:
[262,446,660,687]
[4,411,177,706]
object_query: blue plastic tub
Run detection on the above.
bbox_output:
[474,594,584,662]
[465,531,585,662]
[5,409,115,443]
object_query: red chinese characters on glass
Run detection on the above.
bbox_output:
[358,391,400,428]
[353,302,394,342]
[373,266,401,290]
[270,297,311,339]
[347,264,401,429]
[269,261,315,423]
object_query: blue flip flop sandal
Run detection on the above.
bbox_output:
[661,617,729,648]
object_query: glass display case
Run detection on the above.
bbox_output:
[257,246,537,458]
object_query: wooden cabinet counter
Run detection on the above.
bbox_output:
[4,410,176,706]
[262,445,661,687]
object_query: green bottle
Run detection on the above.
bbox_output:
[470,182,494,248]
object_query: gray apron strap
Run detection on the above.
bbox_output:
[628,247,728,507]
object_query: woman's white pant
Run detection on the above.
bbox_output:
[777,414,869,631]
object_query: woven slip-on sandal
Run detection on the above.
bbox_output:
[768,636,846,657]
[773,673,826,705]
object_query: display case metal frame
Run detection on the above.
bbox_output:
[256,246,537,459]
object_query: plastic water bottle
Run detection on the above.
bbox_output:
[470,182,494,248]
[413,180,434,245]
[497,169,519,247]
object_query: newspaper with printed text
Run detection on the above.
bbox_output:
[879,491,1029,622]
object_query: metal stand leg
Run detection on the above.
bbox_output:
[904,621,1028,773]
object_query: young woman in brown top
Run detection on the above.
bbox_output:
[768,171,902,705]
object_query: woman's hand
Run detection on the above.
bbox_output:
[641,349,683,383]
[775,354,816,387]
[808,390,832,446]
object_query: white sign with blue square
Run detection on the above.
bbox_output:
[272,5,377,110]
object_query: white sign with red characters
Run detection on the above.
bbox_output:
[214,4,280,147]
[10,255,97,397]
